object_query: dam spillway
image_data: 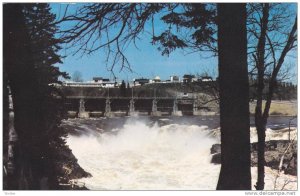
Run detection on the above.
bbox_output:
[58,84,218,118]
[64,96,203,118]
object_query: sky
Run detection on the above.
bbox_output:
[50,3,297,83]
[50,3,218,82]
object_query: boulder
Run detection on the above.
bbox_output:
[210,143,221,154]
[211,153,221,164]
[210,140,297,176]
[56,145,92,183]
[251,140,297,176]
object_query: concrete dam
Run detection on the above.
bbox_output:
[59,83,218,118]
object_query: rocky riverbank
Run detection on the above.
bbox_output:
[56,138,92,190]
[210,139,297,176]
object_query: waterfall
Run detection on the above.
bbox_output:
[193,100,198,112]
[172,99,182,116]
[78,99,89,118]
[104,98,112,117]
[79,99,85,113]
[152,99,157,112]
[173,99,178,113]
[129,99,135,113]
[66,118,220,190]
[64,117,298,190]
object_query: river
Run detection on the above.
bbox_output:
[62,116,297,190]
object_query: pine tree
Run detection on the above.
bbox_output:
[21,3,70,189]
[4,3,70,189]
[120,80,126,96]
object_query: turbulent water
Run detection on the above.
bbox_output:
[63,116,297,190]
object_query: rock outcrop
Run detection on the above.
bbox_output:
[56,144,92,190]
[210,140,297,176]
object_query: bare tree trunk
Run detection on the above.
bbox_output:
[256,124,266,190]
[254,3,269,191]
[216,3,251,190]
[254,5,297,190]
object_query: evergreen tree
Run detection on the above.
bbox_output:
[120,80,126,96]
[22,3,71,189]
[4,3,40,189]
[4,3,70,189]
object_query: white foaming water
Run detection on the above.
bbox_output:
[250,127,297,143]
[65,118,297,190]
[66,118,220,190]
[210,127,298,143]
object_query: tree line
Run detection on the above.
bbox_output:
[249,79,297,101]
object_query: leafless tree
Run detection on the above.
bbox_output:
[273,134,296,190]
[57,4,168,74]
[72,70,83,82]
[247,3,297,190]
[56,4,217,75]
